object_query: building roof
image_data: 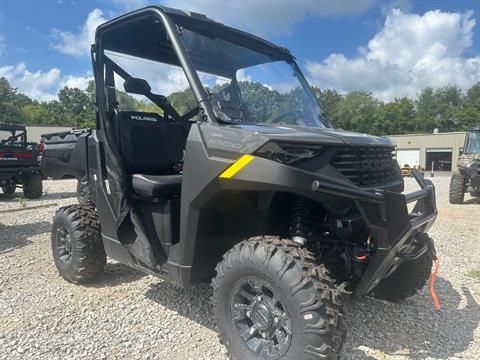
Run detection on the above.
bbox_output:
[388,131,466,137]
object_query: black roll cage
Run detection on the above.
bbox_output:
[92,6,330,128]
[0,125,27,146]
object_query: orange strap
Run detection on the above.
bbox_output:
[430,256,441,310]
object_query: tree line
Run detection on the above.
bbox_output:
[0,76,478,135]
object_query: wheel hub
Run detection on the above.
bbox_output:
[64,234,72,253]
[251,302,273,331]
[56,228,72,264]
[231,278,292,358]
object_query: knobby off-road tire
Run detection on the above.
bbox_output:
[212,236,344,360]
[2,183,16,195]
[449,173,466,204]
[371,234,435,302]
[76,178,93,205]
[51,205,106,284]
[23,173,42,199]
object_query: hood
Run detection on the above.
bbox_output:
[232,124,394,147]
[201,122,394,160]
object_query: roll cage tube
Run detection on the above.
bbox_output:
[94,7,216,124]
[0,130,27,145]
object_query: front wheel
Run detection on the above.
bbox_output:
[212,236,344,360]
[449,173,465,204]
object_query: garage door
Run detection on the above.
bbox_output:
[396,150,420,167]
[426,148,452,171]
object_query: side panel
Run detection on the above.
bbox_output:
[40,129,90,179]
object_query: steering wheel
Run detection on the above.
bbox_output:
[270,111,299,124]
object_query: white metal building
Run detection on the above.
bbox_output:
[387,131,467,171]
[25,126,72,143]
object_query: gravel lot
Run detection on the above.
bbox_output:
[1,176,479,359]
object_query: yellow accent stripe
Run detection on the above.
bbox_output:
[219,155,255,179]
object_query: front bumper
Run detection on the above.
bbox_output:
[311,169,437,297]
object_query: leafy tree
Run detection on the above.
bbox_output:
[312,87,342,118]
[0,77,23,123]
[1,73,478,137]
[457,82,480,130]
[415,87,437,132]
[332,91,381,133]
[374,97,415,135]
[167,88,197,115]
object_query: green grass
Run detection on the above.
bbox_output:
[468,269,480,280]
[17,197,27,208]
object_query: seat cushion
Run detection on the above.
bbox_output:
[131,174,182,198]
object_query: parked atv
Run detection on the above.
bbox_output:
[0,123,43,198]
[449,126,480,204]
[400,164,412,177]
[48,7,437,359]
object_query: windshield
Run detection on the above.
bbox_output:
[178,27,326,128]
[464,130,480,153]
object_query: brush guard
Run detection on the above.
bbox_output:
[311,169,437,298]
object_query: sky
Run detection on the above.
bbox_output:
[0,0,479,102]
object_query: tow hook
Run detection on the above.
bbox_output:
[430,255,440,310]
[426,235,441,310]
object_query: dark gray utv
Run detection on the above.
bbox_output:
[44,6,438,360]
[449,126,480,204]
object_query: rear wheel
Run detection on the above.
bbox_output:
[449,173,465,204]
[2,182,16,195]
[212,236,344,360]
[77,177,93,205]
[371,234,435,302]
[23,173,43,199]
[51,205,106,284]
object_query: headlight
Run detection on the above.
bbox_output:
[255,141,323,165]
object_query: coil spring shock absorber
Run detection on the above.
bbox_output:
[290,195,313,245]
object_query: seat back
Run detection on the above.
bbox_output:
[115,111,186,174]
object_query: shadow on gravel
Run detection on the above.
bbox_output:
[145,281,215,331]
[464,197,480,205]
[344,276,479,359]
[0,191,77,202]
[85,262,146,288]
[0,221,51,253]
[42,191,77,201]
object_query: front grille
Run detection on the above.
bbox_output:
[331,146,400,187]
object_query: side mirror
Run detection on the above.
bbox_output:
[124,77,151,96]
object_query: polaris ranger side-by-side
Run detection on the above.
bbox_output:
[44,7,437,359]
[0,123,43,198]
[449,126,480,204]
